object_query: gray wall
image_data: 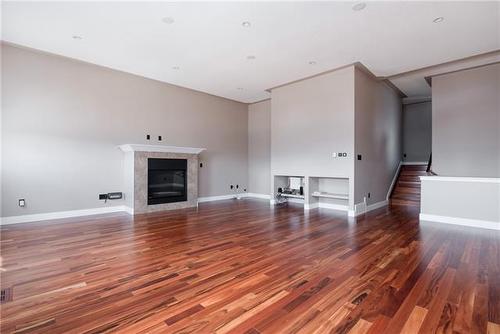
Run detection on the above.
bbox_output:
[432,63,500,177]
[248,100,271,195]
[270,67,355,179]
[403,101,432,163]
[1,44,248,217]
[270,66,355,206]
[354,68,402,205]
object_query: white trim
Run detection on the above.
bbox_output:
[197,194,239,203]
[349,200,389,217]
[402,161,428,165]
[419,213,500,231]
[318,202,348,211]
[420,176,500,183]
[287,198,305,204]
[367,200,389,212]
[197,193,271,203]
[275,197,385,216]
[122,206,135,215]
[0,206,133,225]
[304,202,349,212]
[246,193,271,200]
[387,161,402,200]
[304,202,318,210]
[268,197,304,206]
[118,144,206,154]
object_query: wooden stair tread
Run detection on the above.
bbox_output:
[400,171,427,176]
[390,164,424,206]
[393,186,420,193]
[401,165,427,171]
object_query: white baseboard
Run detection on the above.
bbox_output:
[1,192,270,225]
[0,205,133,225]
[419,213,500,231]
[245,193,271,200]
[348,200,388,217]
[269,197,303,206]
[387,161,402,200]
[122,206,135,215]
[402,161,428,165]
[197,194,240,203]
[304,203,318,210]
[304,202,349,211]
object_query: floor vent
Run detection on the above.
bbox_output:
[1,288,12,303]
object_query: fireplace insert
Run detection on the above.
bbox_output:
[148,158,187,205]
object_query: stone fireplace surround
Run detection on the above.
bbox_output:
[119,144,205,214]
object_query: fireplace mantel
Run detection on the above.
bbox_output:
[118,144,205,154]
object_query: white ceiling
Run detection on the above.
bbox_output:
[389,50,500,98]
[2,1,499,103]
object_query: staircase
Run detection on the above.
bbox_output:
[390,165,428,206]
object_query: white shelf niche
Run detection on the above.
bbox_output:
[308,176,349,208]
[273,175,306,205]
[311,191,348,200]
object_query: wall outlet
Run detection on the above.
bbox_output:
[368,192,371,198]
[99,194,108,200]
[158,135,162,141]
[230,185,234,189]
[18,199,25,207]
[146,134,150,140]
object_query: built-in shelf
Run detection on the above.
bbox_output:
[279,193,305,199]
[311,191,348,200]
[272,174,351,211]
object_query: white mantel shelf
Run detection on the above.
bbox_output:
[118,144,206,154]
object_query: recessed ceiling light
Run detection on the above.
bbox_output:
[161,17,175,24]
[246,55,256,60]
[242,21,251,27]
[172,66,180,70]
[352,2,366,11]
[309,61,317,65]
[433,17,444,23]
[72,35,82,40]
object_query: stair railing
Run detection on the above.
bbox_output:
[426,153,437,175]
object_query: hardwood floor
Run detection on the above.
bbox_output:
[1,199,499,333]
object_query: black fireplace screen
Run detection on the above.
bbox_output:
[148,158,187,205]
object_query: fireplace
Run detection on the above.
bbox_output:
[120,144,204,214]
[148,158,187,205]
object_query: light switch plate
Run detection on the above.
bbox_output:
[332,152,337,158]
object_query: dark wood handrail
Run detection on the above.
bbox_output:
[426,153,438,175]
[426,153,432,173]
